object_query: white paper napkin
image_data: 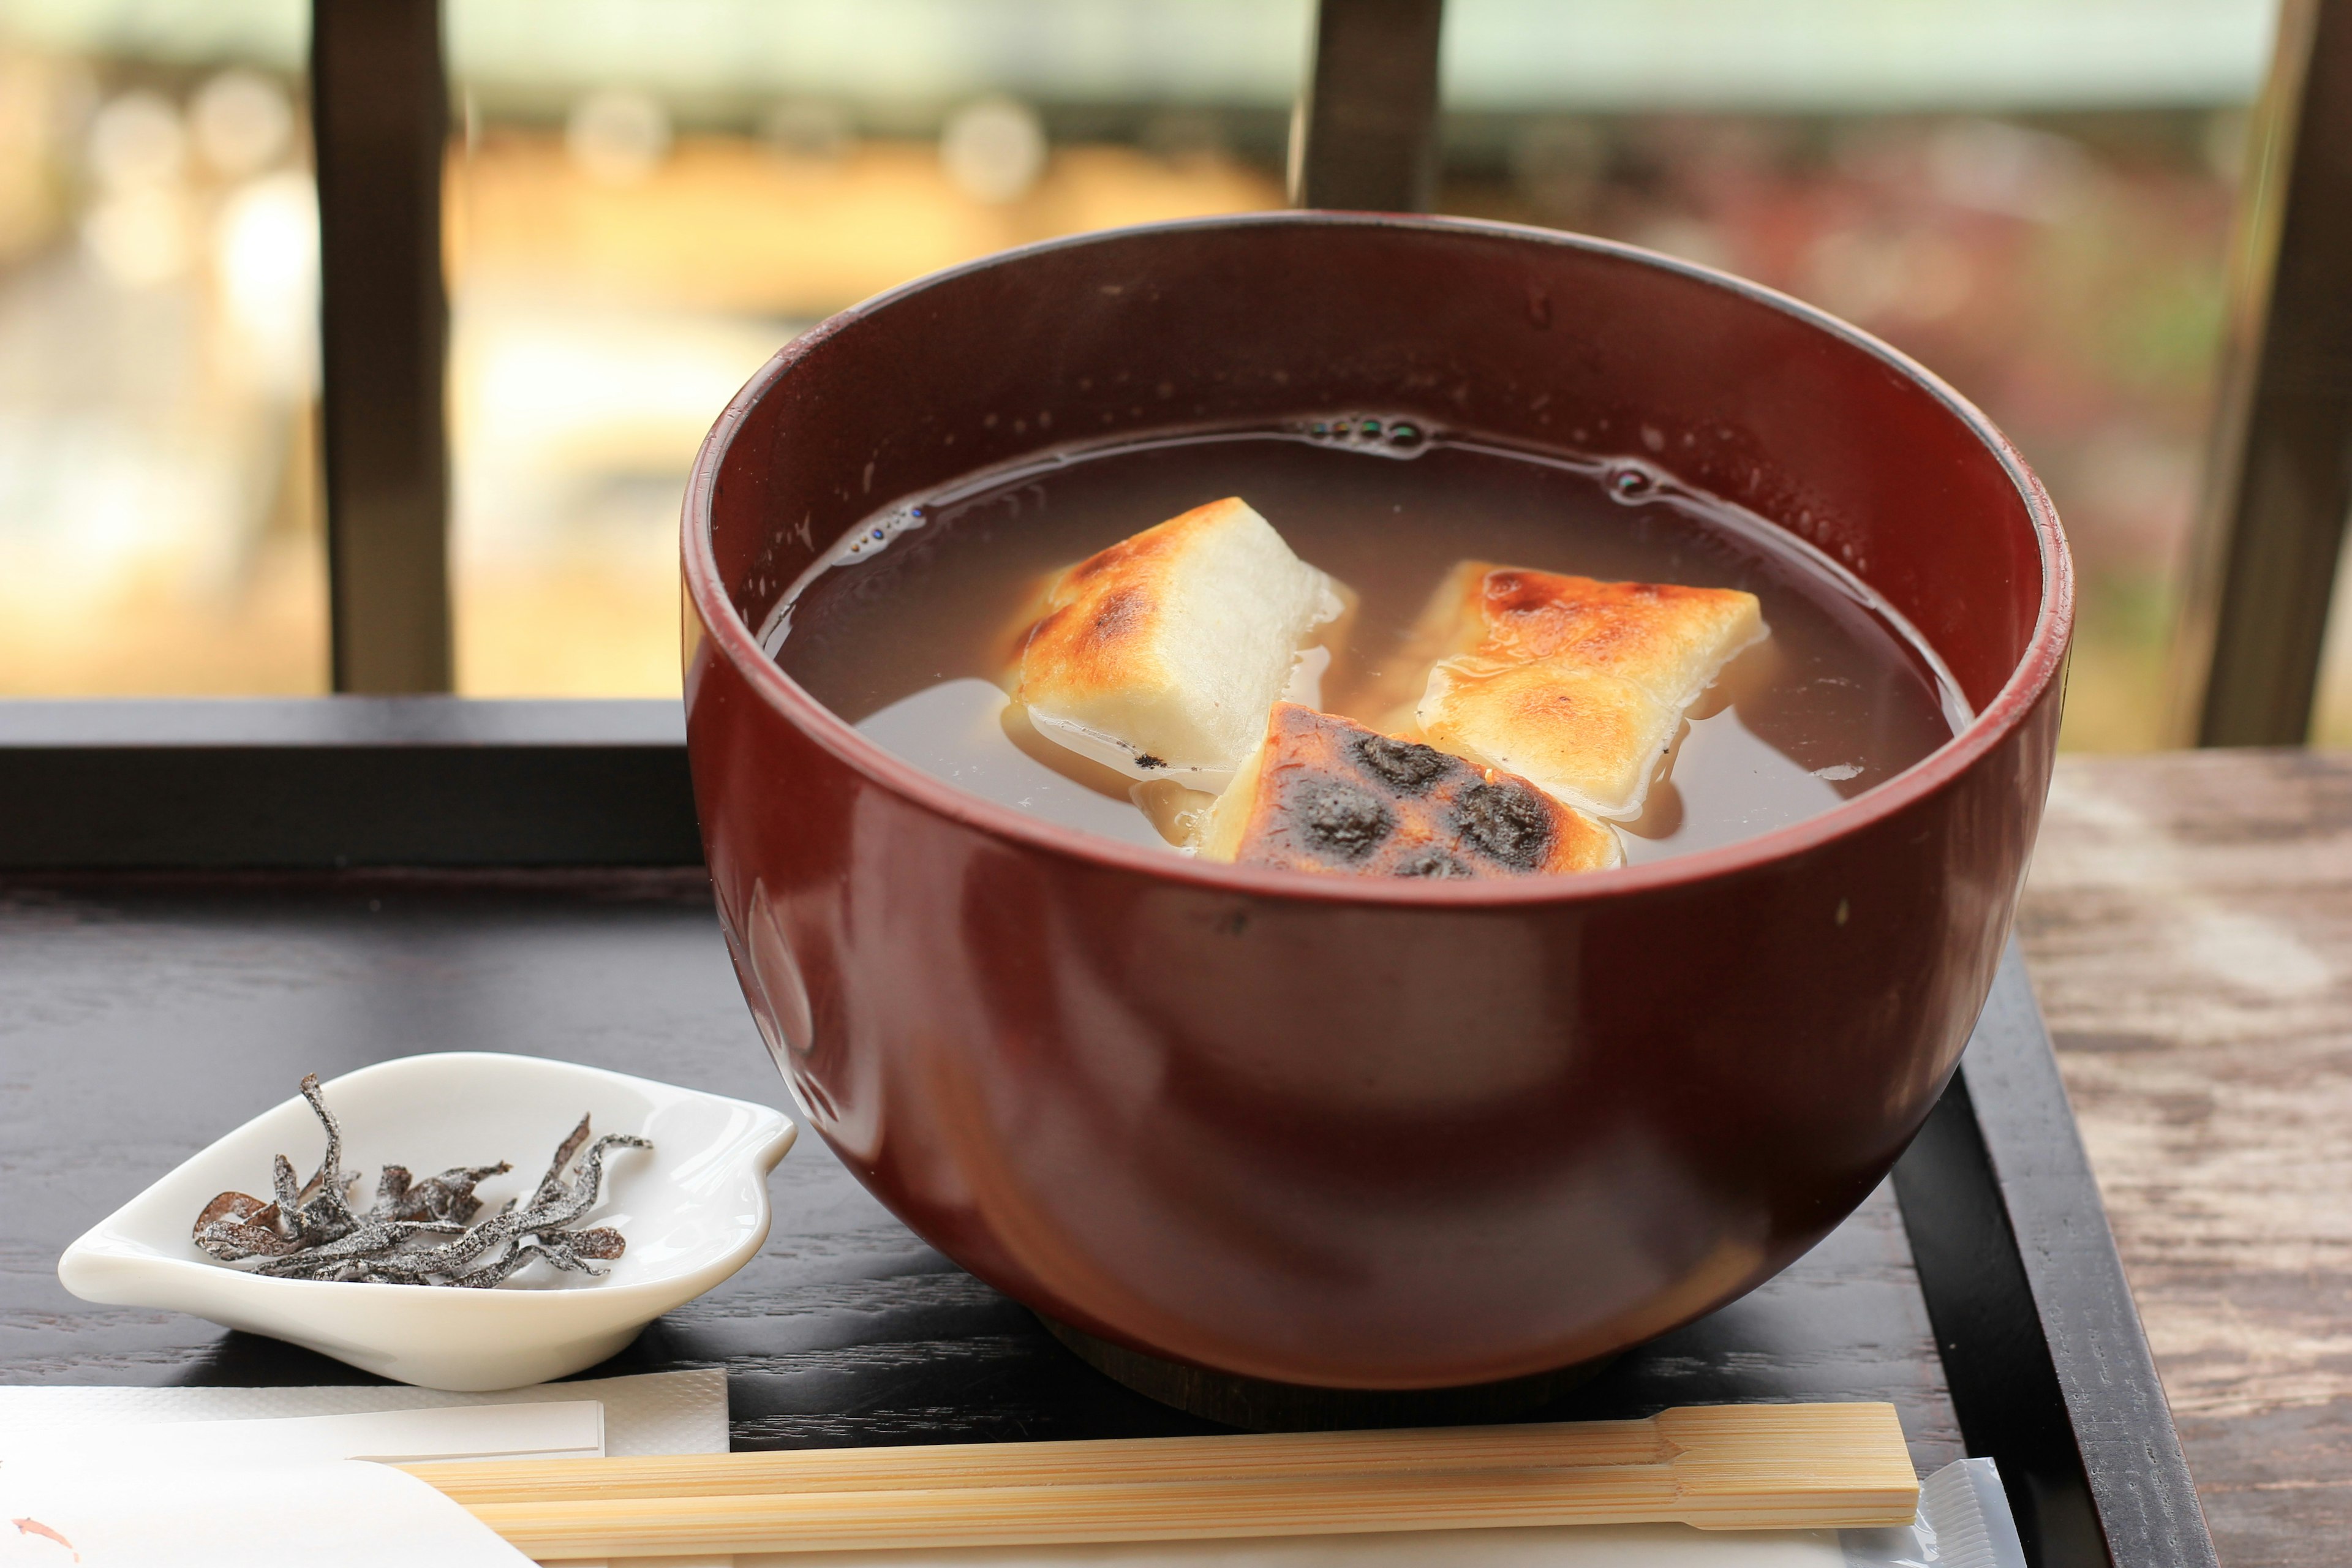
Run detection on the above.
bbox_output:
[0,1371,731,1568]
[0,1403,612,1567]
[0,1453,535,1567]
[19,1400,607,1466]
[0,1368,727,1457]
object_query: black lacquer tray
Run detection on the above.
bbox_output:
[0,700,2214,1568]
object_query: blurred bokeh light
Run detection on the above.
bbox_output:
[0,28,323,695]
[0,0,2312,752]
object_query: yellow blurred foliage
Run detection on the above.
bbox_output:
[448,134,1283,316]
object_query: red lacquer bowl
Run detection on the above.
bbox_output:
[681,214,2070,1390]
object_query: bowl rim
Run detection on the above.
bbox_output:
[682,209,2073,907]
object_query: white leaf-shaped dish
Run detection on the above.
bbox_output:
[58,1053,796,1391]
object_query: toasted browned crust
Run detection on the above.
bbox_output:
[1016,497,1242,714]
[1213,704,1619,878]
[1388,561,1761,698]
[1021,565,1174,699]
[1469,568,1762,698]
[1382,561,1765,815]
[1013,496,1340,774]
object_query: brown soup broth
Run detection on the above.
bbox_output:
[764,425,1966,866]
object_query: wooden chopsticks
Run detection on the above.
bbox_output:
[407,1401,1918,1561]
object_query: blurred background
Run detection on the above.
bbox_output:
[0,0,2318,750]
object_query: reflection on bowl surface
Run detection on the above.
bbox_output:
[683,213,2070,1389]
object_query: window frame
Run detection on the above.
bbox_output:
[2,0,2340,761]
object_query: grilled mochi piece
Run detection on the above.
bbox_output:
[1408,562,1765,818]
[1016,497,1343,782]
[1199,703,1619,878]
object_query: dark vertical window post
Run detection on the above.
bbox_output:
[2177,0,2352,745]
[1289,0,1446,214]
[311,0,453,694]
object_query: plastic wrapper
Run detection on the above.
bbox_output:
[1844,1459,2030,1568]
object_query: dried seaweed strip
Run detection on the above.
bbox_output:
[252,1217,466,1277]
[530,1134,653,1231]
[195,1077,649,1289]
[445,1247,541,1289]
[512,1232,617,1276]
[192,1189,292,1260]
[192,1186,300,1261]
[195,1191,263,1231]
[262,1137,631,1283]
[565,1227,626,1261]
[271,1153,303,1224]
[522,1235,611,1276]
[398,1215,518,1276]
[287,1072,371,1243]
[448,1229,622,1287]
[276,1215,462,1262]
[195,1217,299,1262]
[380,1163,509,1224]
[530,1115,595,1207]
[298,1073,341,1194]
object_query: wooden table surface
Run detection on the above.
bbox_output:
[2022,749,2352,1568]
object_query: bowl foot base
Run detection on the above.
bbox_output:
[1038,1314,1609,1432]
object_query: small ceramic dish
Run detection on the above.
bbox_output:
[58,1053,796,1390]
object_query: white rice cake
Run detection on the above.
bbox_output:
[1410,562,1765,818]
[1016,497,1343,781]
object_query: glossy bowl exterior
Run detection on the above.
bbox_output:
[682,214,2070,1390]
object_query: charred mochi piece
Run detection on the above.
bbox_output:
[1200,703,1619,877]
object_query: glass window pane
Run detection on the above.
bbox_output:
[443,1,1305,697]
[8,0,2282,738]
[1439,0,2270,753]
[0,4,323,694]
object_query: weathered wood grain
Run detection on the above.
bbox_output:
[2022,750,2352,1568]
